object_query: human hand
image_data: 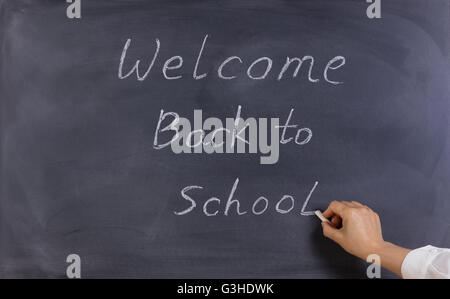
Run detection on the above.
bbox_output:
[321,201,385,260]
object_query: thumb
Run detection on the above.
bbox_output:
[322,222,343,244]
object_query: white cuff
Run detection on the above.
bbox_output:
[401,245,446,279]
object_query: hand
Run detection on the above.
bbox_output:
[321,200,385,260]
[320,201,411,277]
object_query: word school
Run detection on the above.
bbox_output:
[153,106,313,164]
[118,35,346,84]
[174,178,319,217]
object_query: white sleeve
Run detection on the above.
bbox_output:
[401,245,450,279]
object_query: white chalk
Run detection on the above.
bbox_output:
[315,210,331,224]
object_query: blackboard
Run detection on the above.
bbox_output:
[0,0,449,278]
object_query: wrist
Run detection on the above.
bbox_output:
[369,241,411,277]
[361,240,387,260]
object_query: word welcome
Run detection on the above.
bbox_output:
[153,106,313,164]
[174,178,318,217]
[118,35,346,84]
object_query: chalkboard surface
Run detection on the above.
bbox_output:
[1,0,449,278]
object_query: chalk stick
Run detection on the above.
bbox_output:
[315,210,331,224]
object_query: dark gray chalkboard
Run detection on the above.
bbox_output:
[1,0,449,278]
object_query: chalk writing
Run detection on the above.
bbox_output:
[118,35,346,84]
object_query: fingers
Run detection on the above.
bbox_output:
[323,200,368,218]
[322,201,367,228]
[344,201,365,208]
[331,215,342,228]
[322,201,347,218]
[351,201,364,207]
[341,201,354,207]
[321,222,343,244]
